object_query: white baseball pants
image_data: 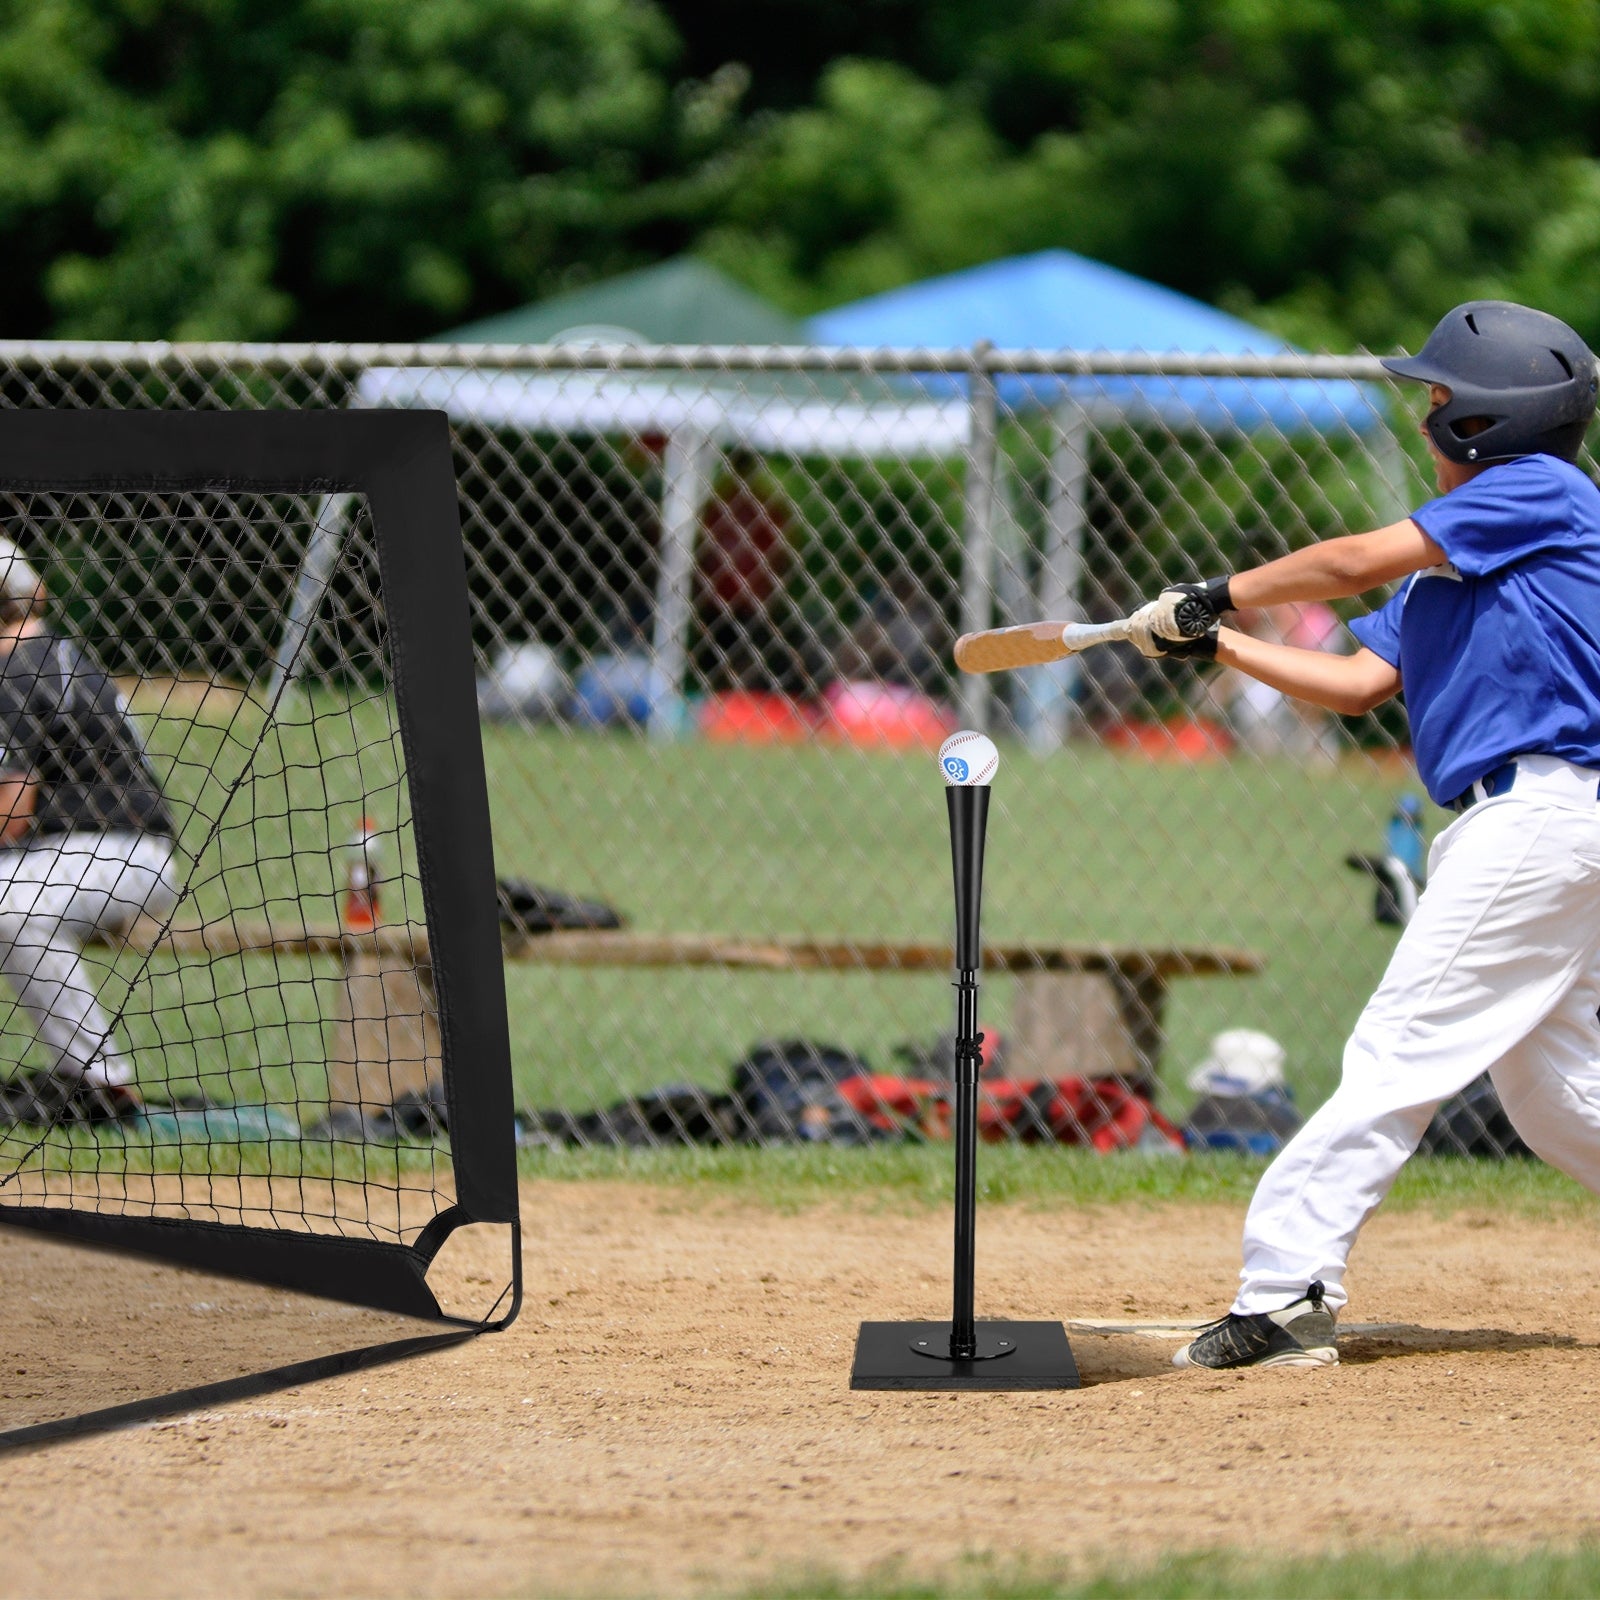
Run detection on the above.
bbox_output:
[1236,754,1600,1315]
[0,831,180,1088]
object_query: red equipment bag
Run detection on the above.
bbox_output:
[835,1073,1184,1152]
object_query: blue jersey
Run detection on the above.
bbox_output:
[1348,454,1600,806]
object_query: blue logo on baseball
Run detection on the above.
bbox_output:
[943,756,969,782]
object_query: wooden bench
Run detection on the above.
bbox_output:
[114,919,1263,1113]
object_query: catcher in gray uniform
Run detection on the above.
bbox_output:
[0,539,180,1125]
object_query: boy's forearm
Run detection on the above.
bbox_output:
[1227,521,1442,607]
[1213,632,1401,716]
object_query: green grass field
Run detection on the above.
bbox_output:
[745,1545,1600,1600]
[512,1141,1599,1218]
[6,689,1427,1136]
[478,723,1413,1117]
[78,695,1427,1123]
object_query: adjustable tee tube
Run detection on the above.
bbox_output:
[946,783,988,1360]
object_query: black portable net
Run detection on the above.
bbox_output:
[0,412,519,1444]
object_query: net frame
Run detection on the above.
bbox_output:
[0,407,520,1325]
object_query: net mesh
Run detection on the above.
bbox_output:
[0,489,454,1242]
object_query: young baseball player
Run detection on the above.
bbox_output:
[0,538,180,1126]
[1127,299,1600,1368]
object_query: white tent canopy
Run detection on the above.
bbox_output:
[268,366,976,736]
[354,366,973,457]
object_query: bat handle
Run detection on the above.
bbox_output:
[1059,618,1134,653]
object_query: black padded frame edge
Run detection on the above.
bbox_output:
[0,410,520,1323]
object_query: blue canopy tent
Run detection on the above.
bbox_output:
[808,251,1400,740]
[807,249,1384,434]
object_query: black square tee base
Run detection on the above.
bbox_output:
[850,1320,1079,1390]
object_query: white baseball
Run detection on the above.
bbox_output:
[937,729,999,786]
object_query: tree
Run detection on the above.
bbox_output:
[11,0,1600,348]
[691,0,1600,352]
[0,0,746,339]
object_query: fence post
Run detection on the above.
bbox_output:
[958,344,998,733]
[1024,399,1091,751]
[650,425,713,741]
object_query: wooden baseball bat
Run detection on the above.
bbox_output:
[953,617,1134,674]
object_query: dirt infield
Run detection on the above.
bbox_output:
[8,1180,1600,1598]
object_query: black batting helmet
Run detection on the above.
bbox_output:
[1381,301,1598,465]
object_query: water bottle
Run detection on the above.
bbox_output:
[342,815,383,931]
[1385,793,1426,885]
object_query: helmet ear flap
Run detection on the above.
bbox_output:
[1422,387,1504,465]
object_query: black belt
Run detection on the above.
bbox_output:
[1445,761,1518,814]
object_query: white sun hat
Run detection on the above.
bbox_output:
[1186,1029,1288,1097]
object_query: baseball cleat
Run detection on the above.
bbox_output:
[1173,1281,1338,1369]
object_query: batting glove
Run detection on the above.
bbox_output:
[1127,603,1219,661]
[1144,576,1235,642]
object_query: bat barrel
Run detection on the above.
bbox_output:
[954,617,1131,674]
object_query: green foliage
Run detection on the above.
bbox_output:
[696,0,1600,352]
[12,0,1600,345]
[699,59,1050,314]
[0,0,743,339]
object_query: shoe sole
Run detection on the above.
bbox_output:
[1174,1344,1338,1370]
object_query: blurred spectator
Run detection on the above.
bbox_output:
[0,540,179,1124]
[692,450,797,693]
[834,570,947,695]
[1189,530,1347,762]
[1208,598,1346,762]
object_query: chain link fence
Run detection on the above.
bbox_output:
[0,340,1547,1160]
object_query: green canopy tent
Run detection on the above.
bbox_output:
[275,261,971,730]
[434,257,806,347]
